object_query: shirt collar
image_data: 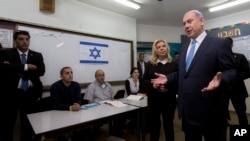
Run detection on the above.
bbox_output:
[157,59,167,64]
[194,31,207,44]
[94,80,106,87]
[17,49,29,56]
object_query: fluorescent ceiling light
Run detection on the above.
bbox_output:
[209,0,250,12]
[114,0,141,10]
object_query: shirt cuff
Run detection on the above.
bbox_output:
[24,64,28,71]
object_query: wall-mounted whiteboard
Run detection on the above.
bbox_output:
[18,25,132,86]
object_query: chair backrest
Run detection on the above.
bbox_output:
[114,89,125,99]
[35,96,52,113]
[81,93,89,105]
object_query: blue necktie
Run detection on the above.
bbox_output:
[186,40,196,71]
[21,54,29,91]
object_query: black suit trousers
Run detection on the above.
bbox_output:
[147,93,176,141]
[1,88,37,141]
[182,115,227,141]
[230,95,248,125]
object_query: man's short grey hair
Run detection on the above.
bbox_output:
[186,10,204,18]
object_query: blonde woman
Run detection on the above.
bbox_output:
[143,39,178,141]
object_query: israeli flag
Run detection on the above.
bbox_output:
[79,41,109,64]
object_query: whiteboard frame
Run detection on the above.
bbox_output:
[15,23,133,90]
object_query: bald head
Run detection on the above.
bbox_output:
[95,69,105,84]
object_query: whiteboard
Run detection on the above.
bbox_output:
[18,25,132,86]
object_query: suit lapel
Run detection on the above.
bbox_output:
[180,41,189,75]
[27,50,35,64]
[12,48,22,64]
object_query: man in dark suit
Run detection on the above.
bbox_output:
[151,10,236,141]
[137,53,147,79]
[174,51,179,62]
[225,37,249,125]
[0,30,45,141]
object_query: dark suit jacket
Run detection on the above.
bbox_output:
[137,61,147,79]
[229,53,250,98]
[167,35,236,126]
[0,48,45,101]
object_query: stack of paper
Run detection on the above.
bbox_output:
[126,95,144,101]
[101,100,127,107]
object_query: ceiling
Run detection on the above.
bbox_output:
[77,0,250,27]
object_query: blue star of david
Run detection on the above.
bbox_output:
[89,47,101,59]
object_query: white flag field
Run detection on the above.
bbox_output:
[79,41,109,64]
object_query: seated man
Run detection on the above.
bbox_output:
[84,70,124,137]
[50,66,81,111]
[84,69,114,103]
[50,66,89,141]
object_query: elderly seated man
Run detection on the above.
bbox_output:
[84,69,125,137]
[84,69,114,103]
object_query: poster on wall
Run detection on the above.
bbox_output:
[0,28,13,48]
[207,22,250,60]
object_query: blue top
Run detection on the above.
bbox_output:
[50,80,81,110]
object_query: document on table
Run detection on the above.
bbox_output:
[126,95,144,101]
[100,100,127,107]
